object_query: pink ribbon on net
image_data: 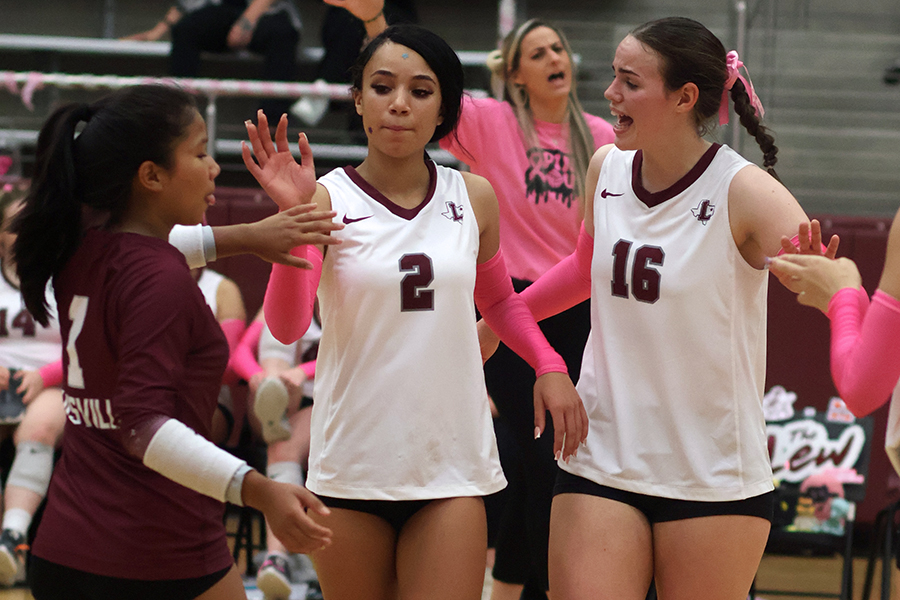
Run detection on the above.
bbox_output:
[718,50,765,126]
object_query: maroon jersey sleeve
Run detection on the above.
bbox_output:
[109,249,227,453]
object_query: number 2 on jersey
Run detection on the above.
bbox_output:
[399,253,435,311]
[611,239,665,304]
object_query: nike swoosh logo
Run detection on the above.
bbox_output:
[342,214,373,224]
[600,189,623,198]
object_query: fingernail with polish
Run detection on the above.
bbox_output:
[534,427,541,439]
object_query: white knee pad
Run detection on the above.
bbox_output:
[6,441,54,496]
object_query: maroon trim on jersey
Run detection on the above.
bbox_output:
[342,161,438,221]
[632,143,722,208]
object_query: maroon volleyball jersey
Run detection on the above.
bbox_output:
[31,229,232,580]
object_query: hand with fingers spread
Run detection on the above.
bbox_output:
[778,219,840,259]
[244,204,343,268]
[242,111,318,211]
[533,372,588,462]
[768,254,862,312]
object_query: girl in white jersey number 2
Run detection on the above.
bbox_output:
[242,23,588,600]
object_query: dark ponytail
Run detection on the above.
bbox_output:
[13,104,88,325]
[12,85,197,326]
[632,17,780,181]
[731,79,780,182]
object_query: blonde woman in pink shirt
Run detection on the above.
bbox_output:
[327,3,612,597]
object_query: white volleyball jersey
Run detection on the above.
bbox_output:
[0,272,61,371]
[196,268,225,317]
[565,144,775,501]
[309,162,506,500]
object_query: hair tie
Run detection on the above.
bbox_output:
[719,50,765,126]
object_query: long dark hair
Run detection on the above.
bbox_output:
[13,85,197,325]
[489,19,594,200]
[631,17,780,181]
[350,23,464,144]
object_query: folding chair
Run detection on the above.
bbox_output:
[750,407,874,600]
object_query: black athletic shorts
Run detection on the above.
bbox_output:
[554,469,775,523]
[318,496,434,533]
[29,556,231,600]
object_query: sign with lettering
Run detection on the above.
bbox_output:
[767,410,872,502]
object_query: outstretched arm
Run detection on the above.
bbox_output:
[242,111,339,343]
[769,207,900,416]
[467,172,587,460]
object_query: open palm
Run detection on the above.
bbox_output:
[242,111,318,210]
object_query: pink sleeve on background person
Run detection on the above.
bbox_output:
[828,288,900,416]
[38,360,63,388]
[521,224,594,321]
[263,246,322,344]
[474,249,567,377]
[228,320,264,382]
[300,360,315,379]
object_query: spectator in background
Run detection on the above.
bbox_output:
[124,0,302,120]
[0,185,67,588]
[291,0,417,128]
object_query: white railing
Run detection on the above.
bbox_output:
[0,70,476,164]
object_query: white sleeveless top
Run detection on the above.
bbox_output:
[565,144,775,501]
[0,272,61,371]
[196,268,225,317]
[308,162,506,500]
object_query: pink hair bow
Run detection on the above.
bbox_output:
[718,50,765,126]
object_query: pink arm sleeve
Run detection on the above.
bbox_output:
[474,249,567,377]
[263,246,322,344]
[828,287,900,416]
[520,224,593,321]
[300,360,316,379]
[38,360,63,388]
[228,320,264,382]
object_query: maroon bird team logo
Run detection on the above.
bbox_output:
[691,199,715,225]
[442,201,464,223]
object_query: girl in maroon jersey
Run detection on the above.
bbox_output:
[12,85,339,600]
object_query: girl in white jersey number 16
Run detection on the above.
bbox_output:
[481,17,838,600]
[242,23,588,600]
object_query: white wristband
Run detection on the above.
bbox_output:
[168,224,207,269]
[202,225,217,263]
[225,463,254,506]
[143,419,247,503]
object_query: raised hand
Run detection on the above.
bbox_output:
[533,372,588,461]
[242,111,318,211]
[778,219,840,259]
